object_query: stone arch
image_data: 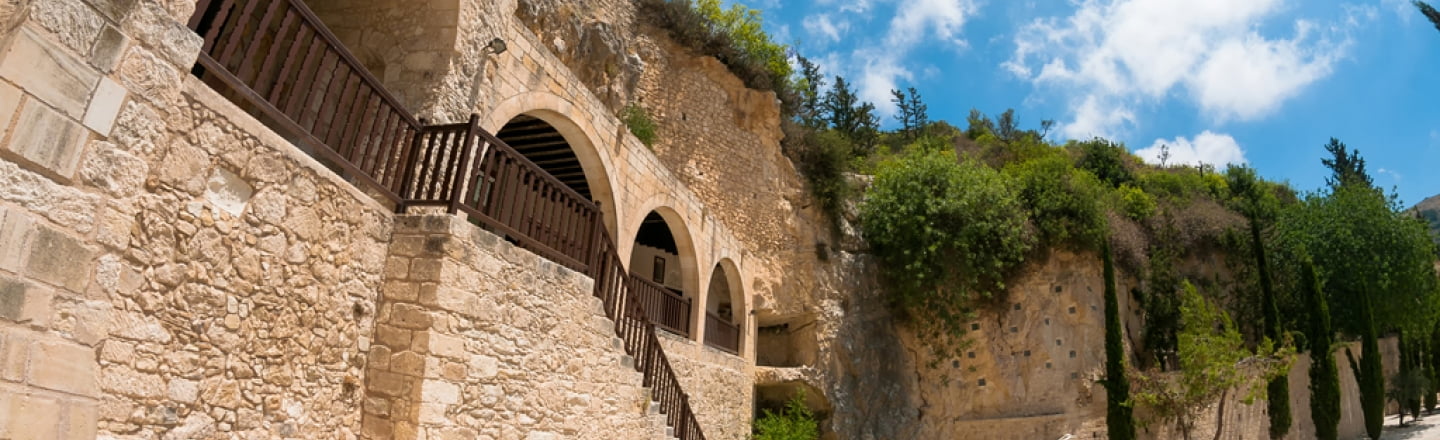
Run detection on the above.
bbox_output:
[481,92,621,243]
[703,257,746,354]
[624,203,703,338]
[302,0,463,114]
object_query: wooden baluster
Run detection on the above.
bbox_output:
[218,0,261,70]
[236,0,282,84]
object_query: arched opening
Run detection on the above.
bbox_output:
[703,262,742,354]
[496,115,591,200]
[628,211,695,338]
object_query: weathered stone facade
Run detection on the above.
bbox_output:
[0,0,761,439]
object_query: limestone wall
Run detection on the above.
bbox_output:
[0,0,394,437]
[367,215,664,440]
[658,333,755,440]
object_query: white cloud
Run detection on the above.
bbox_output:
[1135,131,1248,168]
[802,14,850,44]
[1007,0,1361,139]
[1377,167,1403,182]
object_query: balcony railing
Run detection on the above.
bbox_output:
[186,1,706,439]
[703,312,740,355]
[629,274,693,338]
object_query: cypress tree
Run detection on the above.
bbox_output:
[1251,204,1291,438]
[1428,322,1440,413]
[1103,243,1136,440]
[1304,260,1340,440]
[1344,292,1385,440]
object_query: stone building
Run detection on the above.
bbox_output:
[0,0,1401,439]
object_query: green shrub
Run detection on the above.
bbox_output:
[793,128,853,222]
[622,104,658,147]
[754,393,819,440]
[1004,154,1107,249]
[1075,138,1136,188]
[638,0,796,108]
[860,150,1033,359]
[1117,184,1156,220]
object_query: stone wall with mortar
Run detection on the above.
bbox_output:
[0,0,394,438]
[657,333,754,440]
[366,214,667,440]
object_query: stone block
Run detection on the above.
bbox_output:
[89,25,129,73]
[0,275,54,326]
[29,338,99,396]
[80,141,147,198]
[0,391,63,439]
[0,26,100,118]
[428,333,467,360]
[0,80,19,141]
[374,324,412,349]
[30,0,104,54]
[83,76,126,135]
[62,400,98,439]
[0,329,30,381]
[6,100,92,180]
[420,380,460,404]
[204,167,253,217]
[367,371,411,397]
[390,303,433,330]
[0,206,35,272]
[24,224,94,293]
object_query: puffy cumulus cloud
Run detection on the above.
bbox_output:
[802,14,850,44]
[798,0,978,117]
[1136,131,1248,167]
[1006,0,1360,139]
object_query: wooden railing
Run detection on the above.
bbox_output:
[187,2,708,439]
[704,312,740,355]
[630,274,694,338]
[592,239,705,440]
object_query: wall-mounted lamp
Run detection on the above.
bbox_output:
[484,38,507,55]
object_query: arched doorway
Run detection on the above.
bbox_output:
[496,115,591,199]
[703,261,743,354]
[628,211,695,338]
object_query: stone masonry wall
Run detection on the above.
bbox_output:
[370,214,665,440]
[0,1,394,438]
[657,333,753,440]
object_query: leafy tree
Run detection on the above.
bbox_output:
[1076,138,1135,188]
[1132,283,1292,440]
[1282,141,1439,439]
[1416,1,1440,34]
[891,87,928,141]
[824,76,879,154]
[859,150,1033,360]
[1302,259,1341,440]
[754,392,819,440]
[1224,165,1290,438]
[1103,243,1136,440]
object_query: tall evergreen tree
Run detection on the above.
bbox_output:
[1225,165,1290,438]
[1344,292,1385,440]
[890,87,928,141]
[1103,243,1136,440]
[1417,1,1440,34]
[1303,259,1341,440]
[1321,138,1373,189]
[794,56,826,129]
[823,76,879,153]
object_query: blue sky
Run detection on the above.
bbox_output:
[734,0,1440,206]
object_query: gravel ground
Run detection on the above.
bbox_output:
[1362,414,1440,440]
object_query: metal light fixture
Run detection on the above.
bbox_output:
[484,38,507,55]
